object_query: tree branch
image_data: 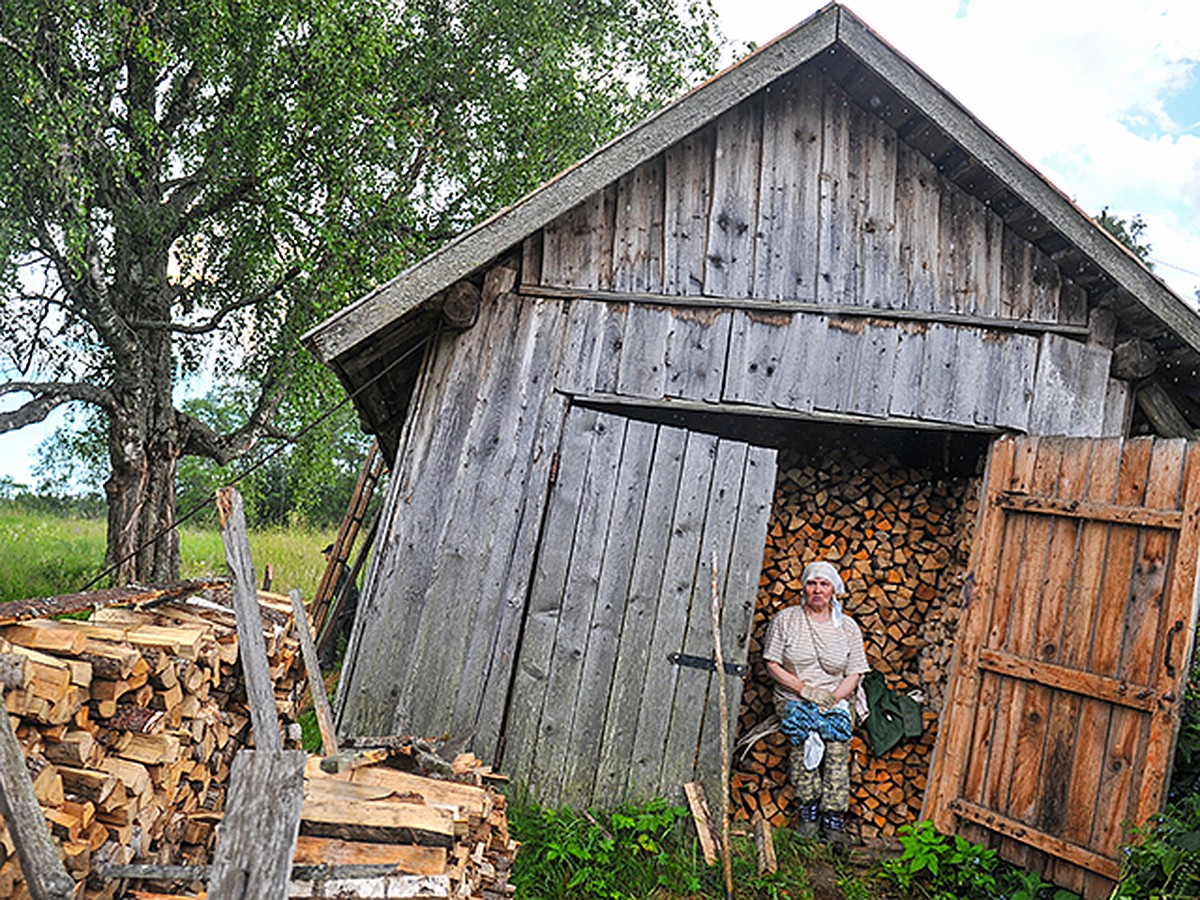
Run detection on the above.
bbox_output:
[177,372,293,464]
[0,381,115,434]
[129,266,302,334]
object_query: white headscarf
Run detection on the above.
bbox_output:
[801,560,846,625]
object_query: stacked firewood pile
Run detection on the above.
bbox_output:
[0,584,305,899]
[293,747,517,899]
[732,440,981,841]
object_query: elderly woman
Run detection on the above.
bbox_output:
[763,560,870,849]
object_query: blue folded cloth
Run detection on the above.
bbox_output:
[781,699,853,744]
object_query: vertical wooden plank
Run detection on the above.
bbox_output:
[207,749,306,900]
[628,430,720,801]
[592,302,630,395]
[816,77,865,306]
[663,308,733,403]
[917,324,980,427]
[465,389,571,762]
[813,317,860,413]
[844,320,900,418]
[1000,228,1035,321]
[1102,378,1132,438]
[959,440,1036,813]
[984,441,1066,872]
[521,232,544,288]
[217,487,281,752]
[1086,439,1153,857]
[976,332,1038,431]
[1029,245,1063,324]
[541,194,606,289]
[658,439,748,794]
[704,98,763,298]
[860,112,900,310]
[754,68,822,301]
[617,304,672,399]
[771,311,828,413]
[501,407,601,781]
[887,322,927,420]
[695,444,778,790]
[722,311,791,407]
[612,156,665,294]
[557,420,658,808]
[895,144,940,312]
[1041,438,1122,895]
[593,427,688,804]
[529,413,628,803]
[1136,442,1200,821]
[1029,334,1112,437]
[663,124,714,297]
[1007,442,1089,864]
[556,299,606,396]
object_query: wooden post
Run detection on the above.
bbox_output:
[710,551,733,900]
[206,748,306,900]
[288,589,339,757]
[0,653,75,900]
[217,486,282,752]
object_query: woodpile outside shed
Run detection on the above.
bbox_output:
[302,6,1200,899]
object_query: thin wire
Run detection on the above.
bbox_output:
[79,330,436,591]
[1150,257,1200,281]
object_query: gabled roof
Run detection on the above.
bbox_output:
[303,3,1200,373]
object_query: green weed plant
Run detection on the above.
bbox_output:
[509,797,705,899]
[879,820,1079,900]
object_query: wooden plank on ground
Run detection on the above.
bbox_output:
[683,781,719,865]
[291,835,446,873]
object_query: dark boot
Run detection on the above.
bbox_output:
[796,801,820,838]
[822,811,848,853]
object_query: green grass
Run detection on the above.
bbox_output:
[0,501,336,603]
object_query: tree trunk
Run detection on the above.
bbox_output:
[103,328,183,585]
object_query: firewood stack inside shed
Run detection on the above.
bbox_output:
[732,434,982,841]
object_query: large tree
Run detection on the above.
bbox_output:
[0,0,721,582]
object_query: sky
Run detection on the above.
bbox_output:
[2,0,1198,488]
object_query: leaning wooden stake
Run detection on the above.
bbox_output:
[710,551,733,900]
[211,487,306,900]
[288,589,339,757]
[217,487,282,752]
[0,653,74,900]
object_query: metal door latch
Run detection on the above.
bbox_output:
[668,653,748,676]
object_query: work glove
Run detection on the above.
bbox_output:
[800,684,837,711]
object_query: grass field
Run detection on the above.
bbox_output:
[0,502,335,603]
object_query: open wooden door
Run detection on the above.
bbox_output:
[500,406,776,809]
[925,436,1200,899]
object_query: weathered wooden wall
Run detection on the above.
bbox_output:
[339,57,1149,811]
[522,64,1128,438]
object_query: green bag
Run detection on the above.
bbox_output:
[862,670,924,755]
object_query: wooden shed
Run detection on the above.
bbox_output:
[303,6,1200,896]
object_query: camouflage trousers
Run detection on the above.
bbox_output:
[775,697,854,813]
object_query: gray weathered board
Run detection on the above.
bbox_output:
[501,407,777,807]
[207,749,307,900]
